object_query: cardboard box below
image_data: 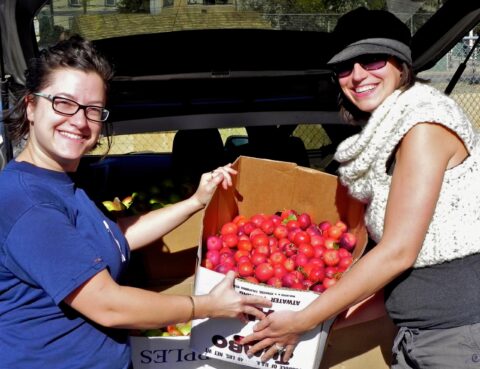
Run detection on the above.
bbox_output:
[144,275,195,295]
[131,336,242,369]
[191,269,335,369]
[130,277,235,369]
[191,156,367,369]
[136,210,203,285]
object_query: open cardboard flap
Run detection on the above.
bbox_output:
[201,156,367,262]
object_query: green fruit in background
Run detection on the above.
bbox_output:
[149,197,162,205]
[160,178,175,191]
[148,185,161,196]
[180,182,195,197]
[102,197,126,212]
[130,201,150,215]
[168,193,182,204]
[135,191,148,202]
[121,193,137,209]
[149,197,165,210]
[143,329,164,337]
[102,176,191,217]
[102,201,117,212]
[176,321,192,336]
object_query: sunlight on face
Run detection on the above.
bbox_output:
[25,68,106,172]
[338,57,403,113]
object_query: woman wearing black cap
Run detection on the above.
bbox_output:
[242,7,480,368]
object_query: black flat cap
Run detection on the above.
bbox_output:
[327,7,412,65]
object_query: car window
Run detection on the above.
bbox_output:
[91,127,248,155]
[35,1,442,47]
[90,125,329,155]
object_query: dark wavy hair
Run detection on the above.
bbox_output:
[4,35,114,152]
[336,59,416,124]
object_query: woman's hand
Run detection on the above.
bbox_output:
[192,164,237,207]
[241,310,302,362]
[204,271,272,322]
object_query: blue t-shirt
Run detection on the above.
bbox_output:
[0,161,131,369]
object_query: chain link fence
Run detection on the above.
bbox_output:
[419,36,480,130]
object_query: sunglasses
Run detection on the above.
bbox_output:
[333,54,390,78]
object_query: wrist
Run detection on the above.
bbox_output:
[192,294,212,319]
[296,308,320,332]
[186,195,206,212]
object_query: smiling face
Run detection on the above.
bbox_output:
[337,56,403,114]
[22,68,106,172]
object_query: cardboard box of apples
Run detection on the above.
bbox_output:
[191,156,368,369]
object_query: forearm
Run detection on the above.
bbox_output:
[67,271,214,329]
[118,196,204,250]
[297,243,411,332]
[95,285,214,329]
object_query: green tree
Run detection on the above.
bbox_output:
[38,13,69,47]
[117,0,149,13]
[324,0,385,12]
[240,0,386,13]
[239,0,386,30]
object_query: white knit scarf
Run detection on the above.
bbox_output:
[333,83,475,203]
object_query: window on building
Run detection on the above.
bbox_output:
[203,0,231,4]
[105,0,116,6]
[68,0,81,6]
[187,0,231,4]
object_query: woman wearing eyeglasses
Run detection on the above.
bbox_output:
[242,7,480,368]
[0,36,271,369]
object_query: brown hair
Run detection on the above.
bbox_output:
[4,35,114,152]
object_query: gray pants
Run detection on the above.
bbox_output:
[392,324,480,368]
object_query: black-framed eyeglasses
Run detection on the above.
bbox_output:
[333,54,390,78]
[33,92,109,123]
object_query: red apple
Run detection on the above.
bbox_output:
[206,235,222,251]
[339,232,357,251]
[297,213,312,230]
